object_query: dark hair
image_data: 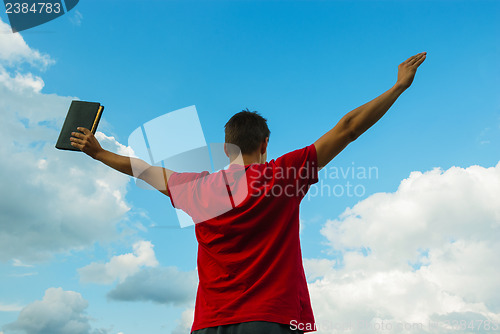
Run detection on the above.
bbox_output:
[224,108,270,155]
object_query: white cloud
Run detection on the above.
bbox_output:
[11,259,33,268]
[303,258,336,282]
[321,163,500,269]
[0,68,44,93]
[0,17,135,262]
[69,10,83,26]
[0,303,23,312]
[0,19,53,69]
[2,287,107,334]
[9,272,38,278]
[95,132,135,157]
[107,267,197,307]
[171,307,195,334]
[78,240,159,284]
[306,162,500,333]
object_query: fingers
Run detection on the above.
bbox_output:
[405,54,418,63]
[77,127,91,135]
[403,54,417,64]
[70,136,84,149]
[70,140,83,150]
[70,132,85,144]
[407,52,426,66]
[413,53,426,67]
[71,131,85,139]
[71,128,89,151]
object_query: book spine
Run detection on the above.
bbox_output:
[91,106,104,133]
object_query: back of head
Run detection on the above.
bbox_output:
[224,109,270,156]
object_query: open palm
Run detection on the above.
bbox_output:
[397,52,427,89]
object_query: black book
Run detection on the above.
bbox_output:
[56,100,104,151]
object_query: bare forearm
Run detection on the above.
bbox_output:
[314,52,426,169]
[344,84,406,139]
[95,149,148,177]
[94,149,171,194]
[72,128,172,195]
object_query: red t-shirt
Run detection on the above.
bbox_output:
[167,144,319,333]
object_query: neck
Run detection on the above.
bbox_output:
[229,152,263,166]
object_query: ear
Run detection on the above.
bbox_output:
[223,143,229,158]
[260,137,269,154]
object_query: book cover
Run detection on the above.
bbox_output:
[55,100,104,151]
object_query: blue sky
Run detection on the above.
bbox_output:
[0,1,499,334]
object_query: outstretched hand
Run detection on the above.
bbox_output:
[396,52,427,90]
[70,127,103,159]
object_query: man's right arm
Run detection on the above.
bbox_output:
[314,52,427,169]
[71,127,174,196]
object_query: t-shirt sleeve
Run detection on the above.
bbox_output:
[273,144,319,193]
[167,170,236,224]
[166,171,209,213]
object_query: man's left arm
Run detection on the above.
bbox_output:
[314,52,427,169]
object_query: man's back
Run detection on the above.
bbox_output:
[167,144,319,333]
[71,52,426,334]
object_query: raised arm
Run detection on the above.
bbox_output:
[314,52,427,168]
[70,127,174,196]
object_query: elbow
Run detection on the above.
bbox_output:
[347,128,360,142]
[342,116,360,142]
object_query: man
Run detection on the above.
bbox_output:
[70,52,426,334]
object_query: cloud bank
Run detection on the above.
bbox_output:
[305,162,500,333]
[3,288,107,334]
[107,266,197,307]
[0,17,133,262]
[78,240,159,284]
